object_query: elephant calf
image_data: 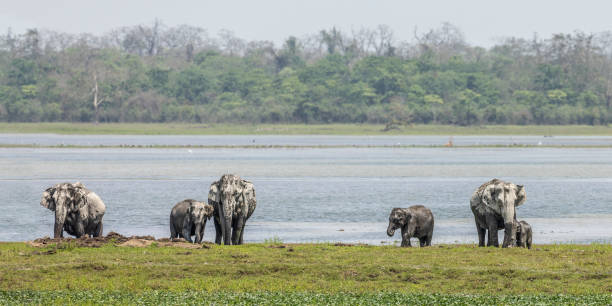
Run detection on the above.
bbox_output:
[515,220,533,249]
[387,205,434,247]
[170,199,214,243]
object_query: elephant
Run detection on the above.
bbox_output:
[470,178,526,248]
[515,220,533,249]
[40,182,105,238]
[208,174,256,245]
[169,199,214,243]
[386,205,434,247]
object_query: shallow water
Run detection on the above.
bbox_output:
[0,146,611,244]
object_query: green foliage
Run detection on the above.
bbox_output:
[1,26,611,124]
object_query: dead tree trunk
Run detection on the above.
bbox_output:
[91,73,105,124]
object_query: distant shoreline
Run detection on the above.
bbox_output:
[1,123,611,136]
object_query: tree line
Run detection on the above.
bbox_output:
[1,21,611,125]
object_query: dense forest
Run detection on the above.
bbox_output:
[1,21,611,125]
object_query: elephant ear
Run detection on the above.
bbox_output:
[208,181,220,207]
[515,184,526,207]
[205,204,214,219]
[40,188,55,210]
[184,202,194,223]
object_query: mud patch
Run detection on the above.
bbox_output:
[27,232,211,249]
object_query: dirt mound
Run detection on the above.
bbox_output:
[27,232,210,249]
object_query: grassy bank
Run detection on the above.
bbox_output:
[1,122,611,135]
[0,242,610,304]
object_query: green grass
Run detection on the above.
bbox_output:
[1,122,611,135]
[0,243,610,293]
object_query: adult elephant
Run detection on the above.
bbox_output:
[40,182,106,238]
[470,178,526,248]
[208,174,256,245]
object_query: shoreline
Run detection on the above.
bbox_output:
[1,123,611,136]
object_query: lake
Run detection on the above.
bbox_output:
[0,136,611,245]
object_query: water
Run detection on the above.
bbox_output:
[1,144,611,245]
[2,133,612,147]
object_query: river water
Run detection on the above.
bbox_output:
[0,135,611,245]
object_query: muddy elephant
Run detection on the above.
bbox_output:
[170,199,214,243]
[386,205,434,247]
[470,179,526,248]
[40,182,106,238]
[515,220,533,249]
[208,174,256,245]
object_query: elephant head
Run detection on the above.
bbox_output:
[183,201,214,243]
[387,208,411,237]
[41,182,94,238]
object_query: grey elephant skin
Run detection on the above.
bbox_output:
[386,205,434,247]
[40,182,106,238]
[208,174,256,245]
[515,220,533,249]
[470,178,526,248]
[169,199,214,243]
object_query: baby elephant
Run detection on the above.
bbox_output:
[515,220,533,249]
[387,205,434,247]
[170,199,214,243]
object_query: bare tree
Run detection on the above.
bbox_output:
[91,72,107,124]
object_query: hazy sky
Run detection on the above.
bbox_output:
[2,0,612,47]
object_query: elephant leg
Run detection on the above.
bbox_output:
[400,227,411,247]
[199,220,207,243]
[476,222,486,247]
[233,216,246,245]
[238,221,246,245]
[425,233,433,246]
[419,237,426,247]
[527,236,532,249]
[231,217,243,245]
[214,217,223,245]
[93,222,103,237]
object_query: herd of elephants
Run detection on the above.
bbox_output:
[40,174,533,248]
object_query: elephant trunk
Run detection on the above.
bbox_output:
[220,192,234,245]
[54,206,67,238]
[194,223,203,244]
[222,216,232,245]
[502,221,516,248]
[386,223,396,237]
